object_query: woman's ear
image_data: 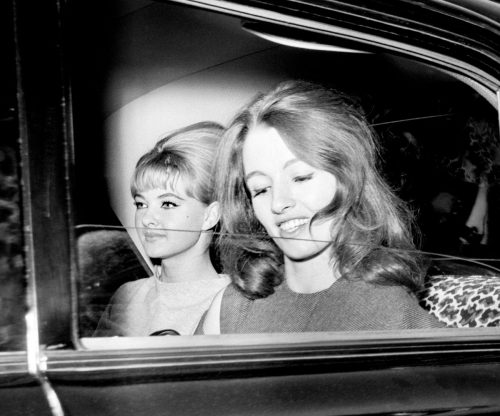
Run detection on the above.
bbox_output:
[202,201,220,231]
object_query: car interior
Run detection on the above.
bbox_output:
[65,1,500,345]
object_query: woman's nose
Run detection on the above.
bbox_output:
[142,207,159,227]
[271,181,295,214]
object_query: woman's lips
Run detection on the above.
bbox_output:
[278,218,309,233]
[143,231,166,240]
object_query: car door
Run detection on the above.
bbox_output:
[0,1,56,414]
[8,0,500,415]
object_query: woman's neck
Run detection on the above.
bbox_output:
[284,249,339,293]
[159,251,218,283]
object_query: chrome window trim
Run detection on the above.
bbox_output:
[163,0,500,100]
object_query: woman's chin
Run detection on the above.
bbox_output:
[279,241,331,262]
[143,246,170,259]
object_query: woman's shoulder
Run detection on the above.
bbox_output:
[336,278,411,301]
[221,282,254,311]
[218,273,231,284]
[220,282,249,306]
[340,278,444,329]
[111,276,153,301]
[198,281,238,335]
[212,273,231,290]
[120,276,152,290]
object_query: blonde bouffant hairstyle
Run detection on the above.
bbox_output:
[131,121,224,204]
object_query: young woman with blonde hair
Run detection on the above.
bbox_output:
[95,122,230,336]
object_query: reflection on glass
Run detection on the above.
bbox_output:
[77,227,149,337]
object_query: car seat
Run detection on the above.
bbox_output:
[419,274,500,327]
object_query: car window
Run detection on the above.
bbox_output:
[0,1,26,352]
[71,1,500,344]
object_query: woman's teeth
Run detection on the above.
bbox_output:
[279,218,308,232]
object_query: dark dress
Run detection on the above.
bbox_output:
[217,278,444,333]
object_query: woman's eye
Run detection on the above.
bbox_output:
[293,173,313,183]
[134,201,145,209]
[252,187,269,198]
[162,201,178,208]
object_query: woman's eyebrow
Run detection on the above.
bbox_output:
[245,159,303,182]
[283,158,301,169]
[245,171,266,182]
[158,192,185,200]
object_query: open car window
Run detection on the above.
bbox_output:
[71,1,500,347]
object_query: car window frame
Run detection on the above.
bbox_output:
[73,0,500,350]
[15,0,500,383]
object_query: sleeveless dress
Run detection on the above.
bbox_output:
[94,271,230,336]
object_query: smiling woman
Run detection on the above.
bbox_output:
[199,80,444,334]
[243,124,339,286]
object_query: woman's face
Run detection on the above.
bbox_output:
[242,124,337,261]
[134,176,209,260]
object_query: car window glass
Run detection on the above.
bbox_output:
[71,1,500,342]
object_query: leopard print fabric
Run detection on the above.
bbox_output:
[419,275,500,327]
